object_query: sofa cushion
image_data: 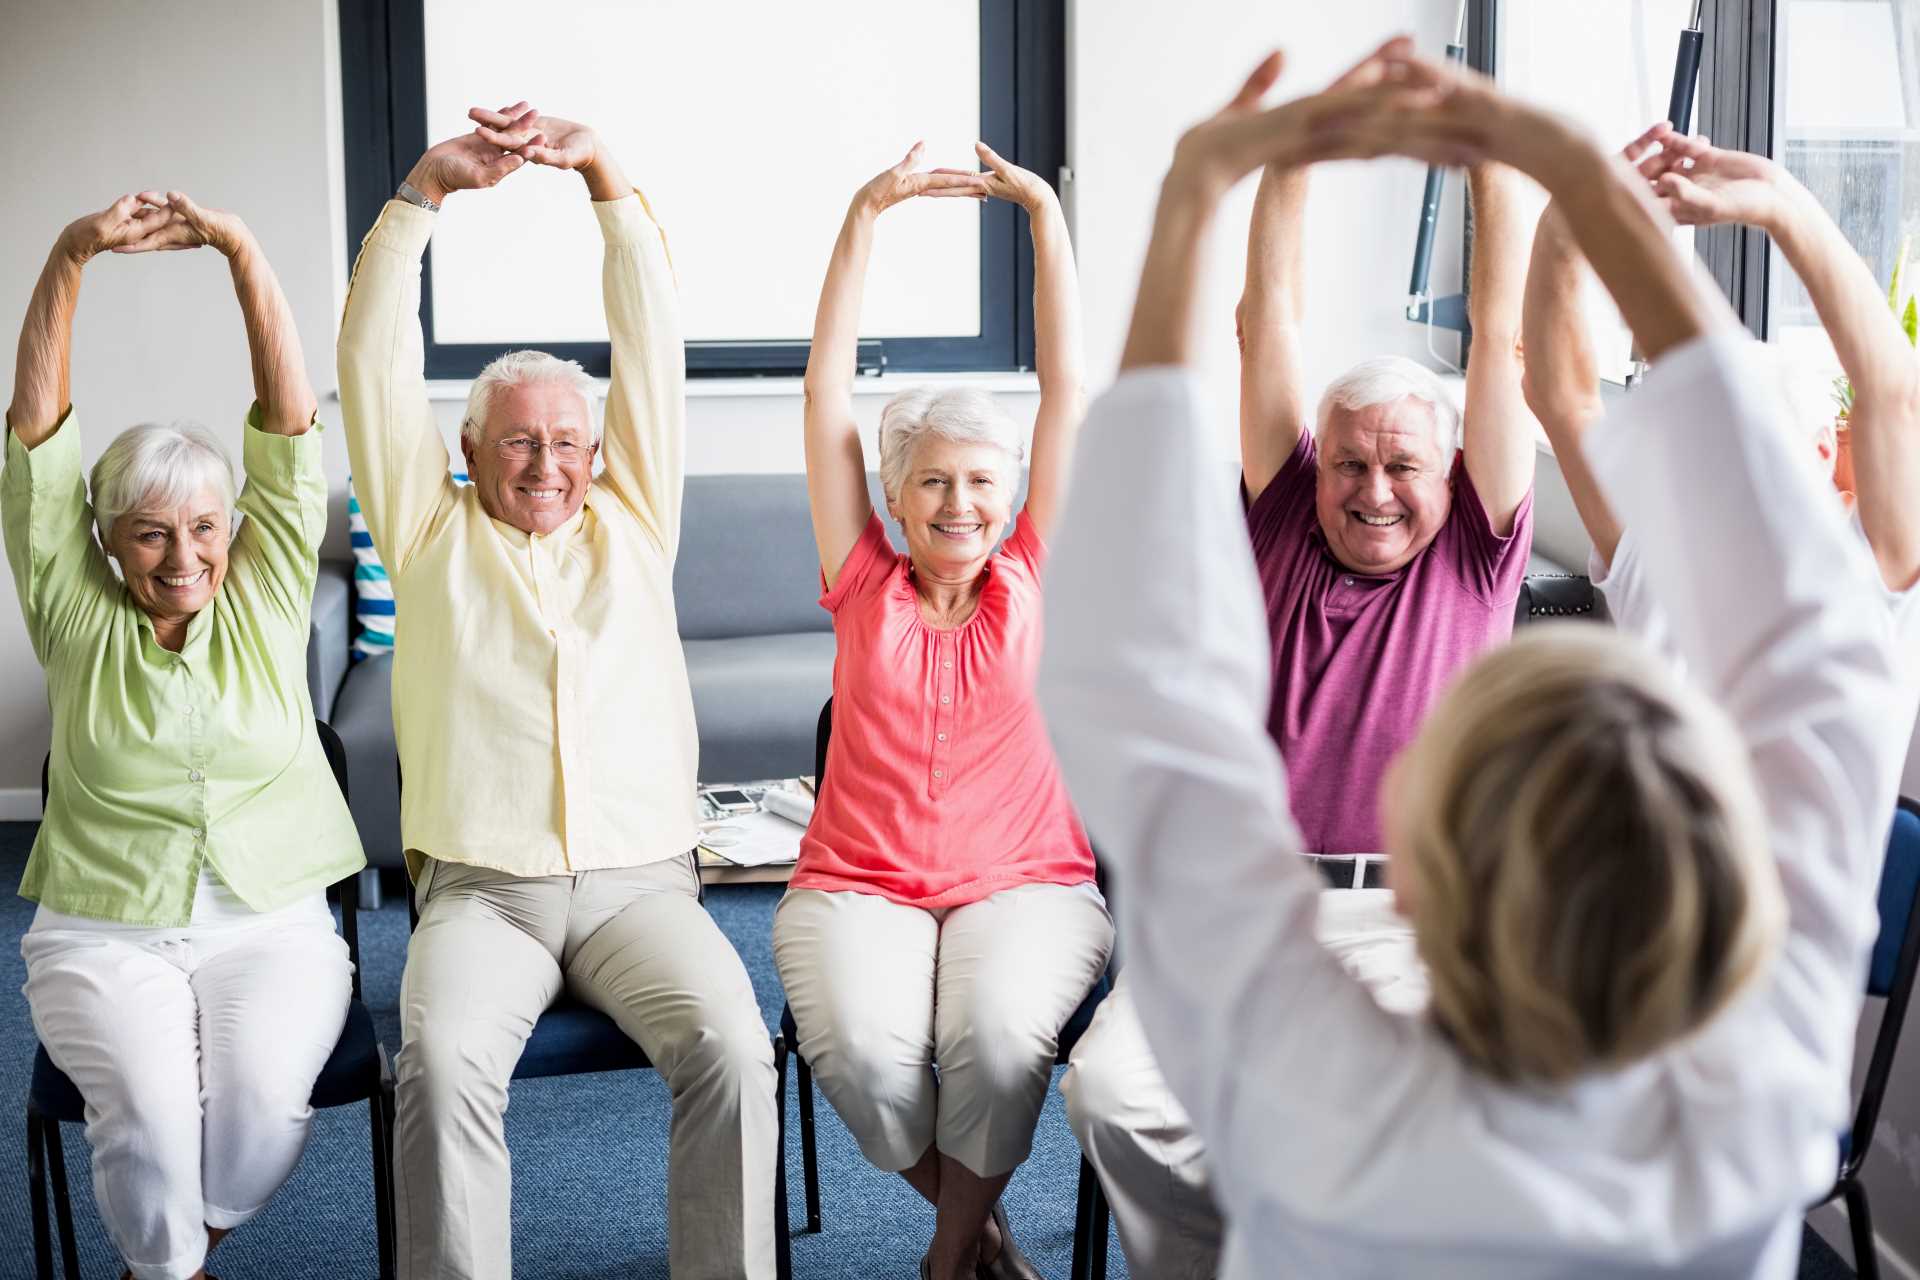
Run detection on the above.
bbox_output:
[675,474,854,640]
[684,632,836,782]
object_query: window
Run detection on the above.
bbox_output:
[1767,0,1920,389]
[338,0,1064,378]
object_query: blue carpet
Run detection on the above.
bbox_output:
[0,819,1860,1278]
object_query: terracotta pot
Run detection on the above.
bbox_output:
[1834,418,1856,498]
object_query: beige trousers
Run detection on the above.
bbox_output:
[772,881,1113,1178]
[1061,889,1428,1279]
[394,854,777,1280]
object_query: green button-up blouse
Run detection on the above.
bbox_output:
[2,409,366,925]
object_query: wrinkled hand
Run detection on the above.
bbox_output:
[1629,124,1785,228]
[57,194,176,263]
[113,191,251,256]
[932,142,1053,212]
[469,104,602,172]
[854,142,989,217]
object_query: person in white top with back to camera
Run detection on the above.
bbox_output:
[1524,122,1920,789]
[1039,38,1906,1280]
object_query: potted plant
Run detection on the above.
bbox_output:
[1832,234,1918,495]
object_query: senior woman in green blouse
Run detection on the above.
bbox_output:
[3,192,364,1280]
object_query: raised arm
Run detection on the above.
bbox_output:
[117,192,318,436]
[7,196,170,448]
[1521,201,1621,564]
[959,143,1083,536]
[1236,165,1311,502]
[803,146,986,585]
[338,111,528,571]
[1460,163,1535,534]
[1647,127,1920,592]
[474,108,687,555]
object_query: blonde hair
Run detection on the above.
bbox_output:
[89,421,236,546]
[877,386,1024,503]
[1395,627,1785,1084]
[461,349,599,445]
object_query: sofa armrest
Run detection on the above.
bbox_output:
[310,560,354,721]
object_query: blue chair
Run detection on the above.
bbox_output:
[24,721,396,1280]
[772,697,1115,1278]
[1808,795,1920,1280]
[397,776,795,1280]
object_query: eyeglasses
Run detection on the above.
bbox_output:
[491,437,591,461]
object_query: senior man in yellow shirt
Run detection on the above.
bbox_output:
[337,103,776,1280]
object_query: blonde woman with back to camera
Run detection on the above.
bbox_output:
[773,142,1112,1280]
[3,193,365,1280]
[1039,40,1905,1279]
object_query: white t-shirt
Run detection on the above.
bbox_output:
[1592,515,1920,799]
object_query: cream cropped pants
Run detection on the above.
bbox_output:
[22,905,351,1280]
[773,881,1113,1179]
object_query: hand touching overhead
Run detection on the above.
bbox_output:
[935,142,1053,212]
[853,142,989,218]
[403,103,534,205]
[466,103,632,200]
[114,191,252,257]
[1631,125,1789,229]
[56,194,177,264]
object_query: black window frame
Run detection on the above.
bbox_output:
[338,0,1064,379]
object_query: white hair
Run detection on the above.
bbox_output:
[877,386,1025,502]
[88,422,236,546]
[1317,356,1463,452]
[461,349,600,445]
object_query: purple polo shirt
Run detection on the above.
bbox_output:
[1248,432,1533,853]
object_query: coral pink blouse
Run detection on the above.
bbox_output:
[790,509,1096,909]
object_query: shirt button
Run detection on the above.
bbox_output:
[191,827,205,839]
[941,695,951,705]
[937,733,948,742]
[943,660,952,669]
[188,770,204,783]
[1344,578,1354,586]
[933,769,944,779]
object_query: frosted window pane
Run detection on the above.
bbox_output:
[421,0,981,346]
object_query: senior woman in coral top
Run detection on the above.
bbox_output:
[774,142,1110,1280]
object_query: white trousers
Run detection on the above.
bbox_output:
[1061,889,1427,1280]
[394,854,778,1280]
[22,914,351,1280]
[773,882,1113,1178]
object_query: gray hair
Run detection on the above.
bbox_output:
[461,349,600,445]
[88,422,236,546]
[1317,356,1462,452]
[877,386,1025,503]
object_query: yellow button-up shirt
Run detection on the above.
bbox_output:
[2,410,366,924]
[336,195,698,879]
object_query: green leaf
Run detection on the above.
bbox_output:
[1834,373,1855,417]
[1893,234,1912,312]
[1904,295,1917,347]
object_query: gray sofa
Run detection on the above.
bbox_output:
[308,473,882,871]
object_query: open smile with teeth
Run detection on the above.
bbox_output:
[1352,512,1405,528]
[157,570,208,589]
[932,522,983,536]
[518,487,563,501]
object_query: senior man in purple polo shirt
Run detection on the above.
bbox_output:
[1061,103,1538,1278]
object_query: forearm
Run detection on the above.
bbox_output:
[1238,166,1310,493]
[1121,185,1219,371]
[1028,197,1085,408]
[580,142,631,204]
[7,241,86,447]
[226,235,316,436]
[1466,164,1529,344]
[802,203,874,409]
[1461,164,1537,528]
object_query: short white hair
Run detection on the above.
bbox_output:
[1317,356,1462,452]
[461,349,600,445]
[88,422,236,546]
[877,386,1025,502]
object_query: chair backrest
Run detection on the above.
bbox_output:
[814,697,834,799]
[1845,796,1920,1177]
[39,720,365,999]
[1514,573,1604,627]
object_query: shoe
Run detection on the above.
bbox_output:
[976,1201,1042,1280]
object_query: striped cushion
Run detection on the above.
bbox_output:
[347,473,467,662]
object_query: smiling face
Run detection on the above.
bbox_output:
[886,437,1016,578]
[108,491,231,630]
[460,380,598,536]
[1315,396,1454,575]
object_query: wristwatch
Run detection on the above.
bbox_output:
[395,180,441,213]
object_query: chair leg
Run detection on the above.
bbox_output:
[1070,1154,1111,1280]
[773,1035,792,1280]
[1845,1178,1882,1280]
[44,1117,81,1280]
[27,1109,53,1280]
[796,1051,821,1234]
[358,866,384,912]
[370,1090,396,1280]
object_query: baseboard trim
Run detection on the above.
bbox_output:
[1810,1200,1920,1280]
[0,788,41,821]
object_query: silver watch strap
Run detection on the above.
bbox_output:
[395,180,441,213]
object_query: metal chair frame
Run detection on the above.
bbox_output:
[1809,795,1920,1280]
[24,721,396,1279]
[772,697,1114,1279]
